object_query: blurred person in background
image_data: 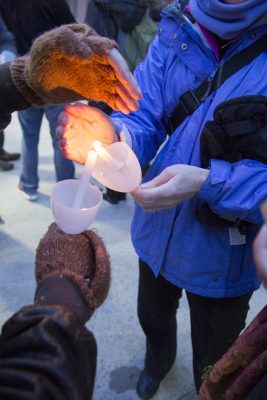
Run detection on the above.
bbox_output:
[0,0,76,201]
[66,0,91,22]
[0,13,20,172]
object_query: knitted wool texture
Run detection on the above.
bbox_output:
[199,305,267,400]
[35,222,111,317]
[10,24,119,108]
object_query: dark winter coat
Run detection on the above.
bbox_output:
[85,0,148,40]
[0,0,75,55]
[0,276,97,400]
[0,14,16,55]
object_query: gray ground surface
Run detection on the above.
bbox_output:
[0,113,266,400]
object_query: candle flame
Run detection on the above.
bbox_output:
[92,140,103,153]
[92,141,123,170]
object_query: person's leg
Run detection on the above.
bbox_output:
[0,129,20,162]
[0,130,14,171]
[186,290,253,392]
[0,129,4,155]
[138,260,182,381]
[45,105,75,182]
[18,107,43,197]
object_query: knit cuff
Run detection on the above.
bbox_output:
[10,57,45,107]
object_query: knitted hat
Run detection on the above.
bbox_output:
[35,223,110,317]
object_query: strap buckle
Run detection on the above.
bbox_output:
[179,89,201,115]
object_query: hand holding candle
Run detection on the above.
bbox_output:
[132,165,209,212]
[53,100,142,233]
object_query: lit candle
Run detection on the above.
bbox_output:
[92,140,123,170]
[73,150,97,209]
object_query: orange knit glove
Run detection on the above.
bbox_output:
[10,24,121,109]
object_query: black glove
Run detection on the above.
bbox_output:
[200,95,267,168]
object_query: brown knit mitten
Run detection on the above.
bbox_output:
[35,222,110,317]
[10,24,119,108]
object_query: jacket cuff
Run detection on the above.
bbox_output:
[196,159,232,203]
[0,62,30,116]
[34,275,90,324]
[112,120,133,147]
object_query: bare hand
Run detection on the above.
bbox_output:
[132,165,209,211]
[253,223,267,288]
[56,103,117,164]
[108,48,142,113]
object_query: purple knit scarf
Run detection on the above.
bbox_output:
[189,0,267,39]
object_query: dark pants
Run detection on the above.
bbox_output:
[0,129,4,154]
[137,260,253,392]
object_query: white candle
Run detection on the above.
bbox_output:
[92,140,123,170]
[73,150,97,209]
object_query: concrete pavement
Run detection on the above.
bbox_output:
[0,113,266,400]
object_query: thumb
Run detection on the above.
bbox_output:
[140,169,172,189]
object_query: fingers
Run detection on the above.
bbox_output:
[57,106,90,129]
[132,182,173,211]
[62,103,93,120]
[253,224,267,288]
[63,103,109,122]
[131,188,157,212]
[116,83,139,112]
[115,97,132,114]
[108,48,142,100]
[56,125,66,143]
[209,353,242,383]
[253,224,267,251]
[140,170,171,189]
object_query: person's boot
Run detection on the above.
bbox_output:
[103,188,126,204]
[0,159,14,171]
[136,369,162,399]
[0,149,20,161]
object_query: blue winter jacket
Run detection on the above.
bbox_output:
[111,2,267,298]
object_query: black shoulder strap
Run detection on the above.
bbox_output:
[168,33,267,133]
